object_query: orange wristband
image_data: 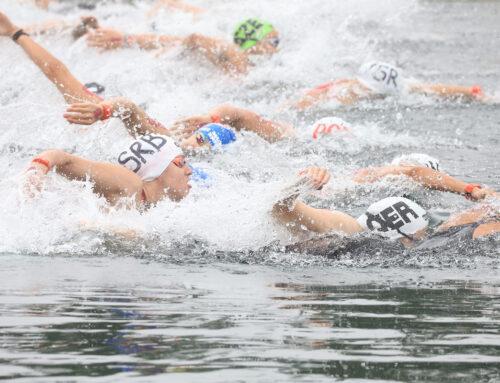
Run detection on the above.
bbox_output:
[210,114,221,123]
[32,157,50,170]
[464,183,481,200]
[101,104,112,120]
[471,85,483,99]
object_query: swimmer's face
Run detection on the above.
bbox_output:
[248,30,280,55]
[160,155,193,201]
[181,133,212,150]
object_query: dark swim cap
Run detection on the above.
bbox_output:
[233,18,275,50]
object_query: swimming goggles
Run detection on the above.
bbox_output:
[196,132,208,146]
[260,38,280,48]
[172,156,186,168]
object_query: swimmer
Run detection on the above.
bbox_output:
[23,134,192,208]
[288,61,497,110]
[0,13,291,150]
[272,166,499,256]
[86,18,280,75]
[64,100,295,147]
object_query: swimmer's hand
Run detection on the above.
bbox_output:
[86,28,125,51]
[274,166,331,215]
[64,103,106,125]
[300,166,331,190]
[169,115,212,139]
[472,187,500,201]
[278,166,331,205]
[22,163,49,199]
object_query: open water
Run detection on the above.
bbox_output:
[0,0,499,381]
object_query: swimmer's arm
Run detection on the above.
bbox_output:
[64,97,171,138]
[28,150,143,204]
[87,28,182,51]
[409,83,489,101]
[5,19,101,104]
[400,167,499,200]
[352,165,498,200]
[273,200,363,235]
[209,105,295,142]
[272,166,361,235]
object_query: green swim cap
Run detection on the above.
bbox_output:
[233,18,275,50]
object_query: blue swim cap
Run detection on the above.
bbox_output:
[196,123,236,147]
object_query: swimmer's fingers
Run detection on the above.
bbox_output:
[65,104,103,124]
[21,168,46,199]
[302,166,331,189]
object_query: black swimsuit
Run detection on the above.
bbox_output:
[284,234,405,259]
[414,219,495,250]
[283,219,499,258]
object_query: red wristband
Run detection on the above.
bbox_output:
[471,85,483,99]
[210,114,221,123]
[464,183,482,200]
[101,104,112,120]
[32,157,50,170]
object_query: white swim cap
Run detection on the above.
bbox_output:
[357,197,428,239]
[117,134,183,182]
[391,153,440,171]
[357,61,401,94]
[309,117,350,139]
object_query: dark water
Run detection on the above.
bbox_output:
[1,256,499,382]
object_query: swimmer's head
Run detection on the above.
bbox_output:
[233,18,277,52]
[309,117,350,139]
[391,153,440,171]
[182,123,236,150]
[117,135,191,200]
[357,61,401,94]
[357,197,428,240]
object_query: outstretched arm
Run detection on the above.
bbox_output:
[86,28,182,51]
[409,83,494,102]
[350,165,498,201]
[0,12,101,104]
[169,104,294,141]
[63,97,171,138]
[24,150,143,206]
[272,166,362,235]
